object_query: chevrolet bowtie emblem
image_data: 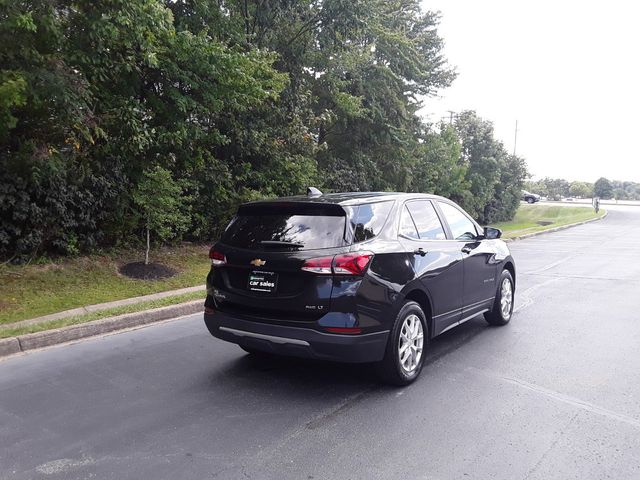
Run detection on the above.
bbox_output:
[250,258,266,267]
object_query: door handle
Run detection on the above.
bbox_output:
[461,246,473,254]
[413,248,427,257]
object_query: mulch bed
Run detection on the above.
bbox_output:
[118,262,177,280]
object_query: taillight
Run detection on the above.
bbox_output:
[301,255,333,274]
[333,252,373,275]
[209,248,226,267]
[301,252,373,276]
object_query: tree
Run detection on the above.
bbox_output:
[132,166,189,265]
[0,0,286,259]
[1,0,527,261]
[569,181,593,198]
[488,154,528,222]
[409,124,468,198]
[594,177,613,199]
[452,111,527,223]
[613,188,626,201]
[524,180,548,197]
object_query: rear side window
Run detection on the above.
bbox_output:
[405,201,446,240]
[345,201,394,243]
[438,202,479,240]
[221,209,347,250]
[399,206,420,239]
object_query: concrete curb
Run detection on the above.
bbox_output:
[0,300,202,358]
[505,210,608,242]
[0,337,21,357]
[12,285,206,328]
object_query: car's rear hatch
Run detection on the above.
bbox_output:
[209,201,351,321]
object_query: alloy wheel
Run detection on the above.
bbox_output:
[500,277,513,319]
[398,314,424,373]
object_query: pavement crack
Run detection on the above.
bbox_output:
[467,367,640,431]
[521,411,580,480]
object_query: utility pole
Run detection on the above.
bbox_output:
[513,119,518,156]
[447,110,456,125]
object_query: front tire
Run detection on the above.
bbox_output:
[377,301,429,386]
[485,270,514,326]
[526,197,535,204]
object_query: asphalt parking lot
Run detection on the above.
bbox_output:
[1,205,639,480]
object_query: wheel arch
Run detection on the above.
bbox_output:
[402,288,433,338]
[503,259,516,289]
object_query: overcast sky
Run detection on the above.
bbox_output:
[420,0,640,183]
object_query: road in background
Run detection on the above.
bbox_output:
[1,205,640,479]
[537,199,640,207]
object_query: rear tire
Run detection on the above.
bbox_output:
[485,270,514,326]
[526,197,535,204]
[377,301,429,386]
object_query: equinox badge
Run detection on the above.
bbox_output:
[250,258,266,267]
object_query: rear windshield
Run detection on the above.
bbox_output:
[221,205,347,250]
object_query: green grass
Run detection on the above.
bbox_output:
[494,204,606,239]
[0,244,210,325]
[0,290,204,339]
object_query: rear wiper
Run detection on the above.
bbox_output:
[259,240,304,248]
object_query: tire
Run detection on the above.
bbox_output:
[485,270,514,326]
[377,301,429,386]
[526,197,534,204]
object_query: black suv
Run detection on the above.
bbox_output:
[204,191,516,385]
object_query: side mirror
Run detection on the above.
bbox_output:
[483,226,502,240]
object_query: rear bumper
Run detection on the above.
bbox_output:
[204,311,389,363]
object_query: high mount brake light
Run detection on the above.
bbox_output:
[301,252,373,276]
[209,249,226,267]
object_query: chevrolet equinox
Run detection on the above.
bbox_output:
[204,190,516,385]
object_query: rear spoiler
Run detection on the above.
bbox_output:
[237,202,346,217]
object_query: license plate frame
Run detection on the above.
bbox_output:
[247,270,279,294]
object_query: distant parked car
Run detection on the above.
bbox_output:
[522,191,541,203]
[204,190,516,385]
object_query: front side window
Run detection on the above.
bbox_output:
[405,201,446,240]
[438,202,478,240]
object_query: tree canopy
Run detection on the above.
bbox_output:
[594,177,613,199]
[1,0,528,260]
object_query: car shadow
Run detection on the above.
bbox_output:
[182,317,494,438]
[203,315,489,393]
